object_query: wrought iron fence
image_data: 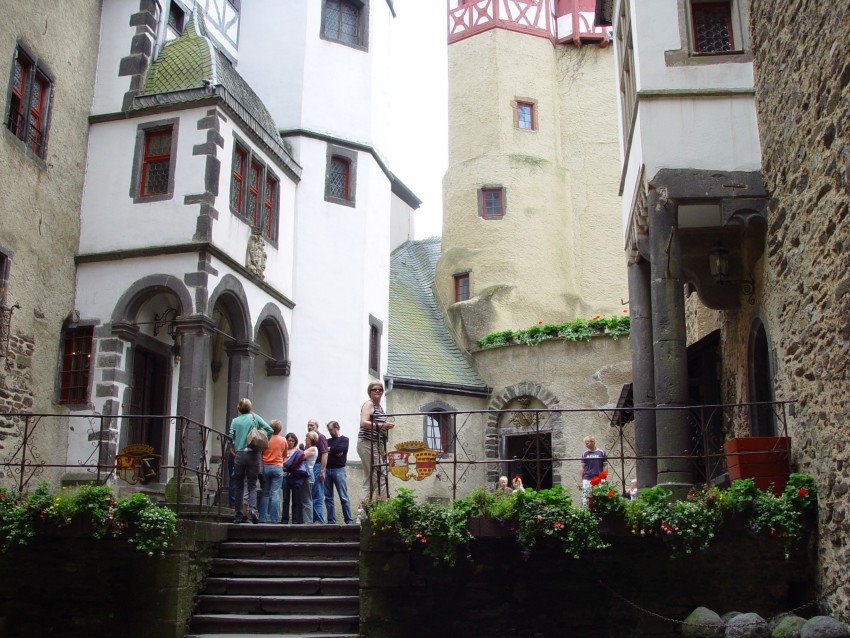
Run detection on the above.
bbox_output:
[0,412,231,517]
[365,400,794,500]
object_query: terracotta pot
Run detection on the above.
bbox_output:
[724,436,790,495]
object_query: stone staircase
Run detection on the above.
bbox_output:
[186,523,360,637]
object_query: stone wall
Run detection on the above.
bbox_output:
[0,1,102,482]
[360,523,816,637]
[747,0,849,621]
[0,519,226,637]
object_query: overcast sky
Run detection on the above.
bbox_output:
[389,0,448,240]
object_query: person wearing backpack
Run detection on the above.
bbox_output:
[228,398,273,524]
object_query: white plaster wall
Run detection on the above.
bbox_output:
[632,0,754,91]
[389,193,414,250]
[286,138,393,456]
[236,1,393,150]
[212,117,297,299]
[79,109,210,253]
[91,0,137,115]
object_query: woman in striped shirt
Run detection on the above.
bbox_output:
[357,381,394,503]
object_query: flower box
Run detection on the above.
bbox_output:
[466,516,515,538]
[724,436,790,495]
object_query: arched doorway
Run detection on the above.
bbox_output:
[748,319,776,436]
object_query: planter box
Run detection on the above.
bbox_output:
[467,516,515,538]
[724,436,790,494]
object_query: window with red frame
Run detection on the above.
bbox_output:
[424,411,452,454]
[263,175,278,240]
[59,326,93,405]
[691,1,734,53]
[6,48,52,158]
[140,128,173,196]
[454,273,470,302]
[328,156,351,201]
[516,101,535,130]
[230,144,247,213]
[247,161,262,227]
[480,187,505,219]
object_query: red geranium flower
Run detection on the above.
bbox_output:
[598,471,607,480]
[797,488,809,497]
[607,489,616,498]
[592,315,601,320]
[590,476,602,486]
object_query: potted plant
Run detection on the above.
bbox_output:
[724,435,790,494]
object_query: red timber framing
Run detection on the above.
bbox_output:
[447,0,608,45]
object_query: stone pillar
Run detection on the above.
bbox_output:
[174,315,215,471]
[627,254,657,488]
[647,189,691,488]
[224,341,259,425]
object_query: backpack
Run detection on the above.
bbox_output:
[283,448,309,479]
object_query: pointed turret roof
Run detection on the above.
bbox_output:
[135,12,299,178]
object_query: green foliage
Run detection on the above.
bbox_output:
[514,486,607,558]
[477,315,631,350]
[366,488,472,566]
[587,482,627,517]
[0,483,178,557]
[366,474,819,565]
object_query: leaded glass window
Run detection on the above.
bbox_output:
[692,2,733,53]
[328,157,350,200]
[59,326,93,405]
[517,102,534,130]
[481,188,505,219]
[141,129,173,196]
[323,0,362,47]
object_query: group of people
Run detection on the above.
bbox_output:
[227,398,353,525]
[227,381,394,525]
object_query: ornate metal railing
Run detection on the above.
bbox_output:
[0,412,231,517]
[366,400,794,500]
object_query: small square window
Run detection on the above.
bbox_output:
[454,273,470,302]
[59,326,93,405]
[5,48,53,159]
[480,187,505,219]
[516,101,535,130]
[322,0,368,49]
[424,411,453,455]
[691,1,734,53]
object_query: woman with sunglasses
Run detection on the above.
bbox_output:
[357,381,394,504]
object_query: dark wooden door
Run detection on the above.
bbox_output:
[505,433,553,491]
[129,346,168,454]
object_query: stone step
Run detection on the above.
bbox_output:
[209,558,358,578]
[202,577,359,596]
[195,594,358,615]
[217,541,360,560]
[189,613,359,635]
[226,523,360,543]
[186,634,359,638]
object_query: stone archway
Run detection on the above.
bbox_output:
[485,382,562,488]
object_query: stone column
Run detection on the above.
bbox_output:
[224,341,259,424]
[627,254,657,488]
[647,189,691,488]
[174,315,216,472]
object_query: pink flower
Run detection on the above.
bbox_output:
[553,520,564,529]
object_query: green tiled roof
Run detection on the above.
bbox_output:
[136,13,298,176]
[388,238,487,390]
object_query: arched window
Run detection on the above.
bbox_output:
[424,409,454,455]
[748,319,776,436]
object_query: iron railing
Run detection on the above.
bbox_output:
[0,412,231,517]
[365,400,794,500]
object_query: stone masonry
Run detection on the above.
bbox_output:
[749,0,848,621]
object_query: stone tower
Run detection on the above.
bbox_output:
[437,0,627,349]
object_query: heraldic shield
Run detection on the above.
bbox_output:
[387,440,437,481]
[115,444,161,484]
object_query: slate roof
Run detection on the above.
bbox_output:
[136,13,299,177]
[388,238,487,392]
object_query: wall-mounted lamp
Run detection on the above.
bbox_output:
[709,241,755,300]
[153,307,179,340]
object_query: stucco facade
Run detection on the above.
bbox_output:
[438,25,627,348]
[0,1,101,482]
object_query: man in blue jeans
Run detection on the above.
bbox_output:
[324,420,353,524]
[307,419,329,523]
